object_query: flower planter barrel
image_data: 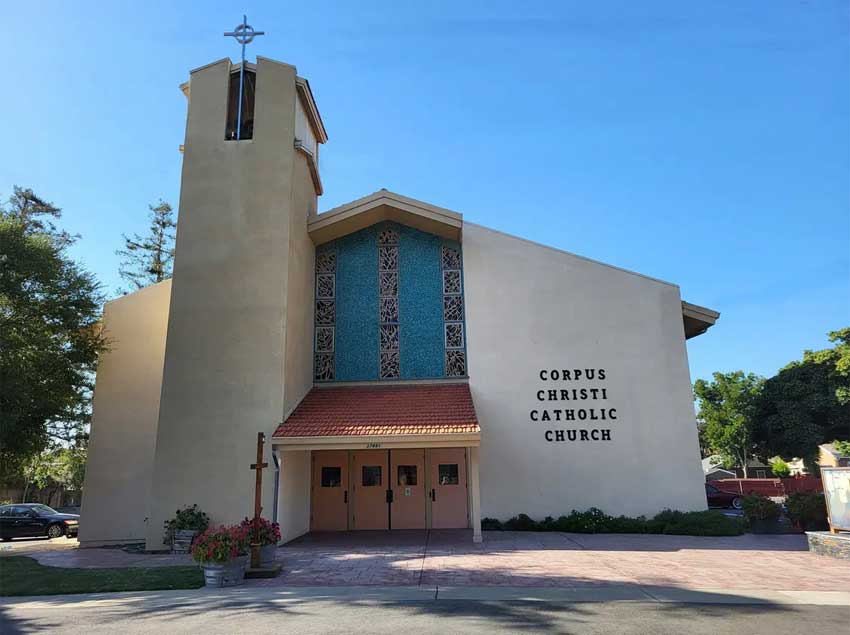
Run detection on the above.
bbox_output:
[201,555,248,588]
[260,544,277,567]
[171,529,199,554]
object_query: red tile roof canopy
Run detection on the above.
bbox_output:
[273,383,479,438]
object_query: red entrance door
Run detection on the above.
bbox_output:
[390,449,426,529]
[351,450,389,530]
[429,448,469,529]
[311,450,349,531]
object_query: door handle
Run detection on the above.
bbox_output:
[344,490,348,504]
[386,489,394,504]
[431,488,436,502]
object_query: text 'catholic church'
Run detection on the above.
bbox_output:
[80,53,719,548]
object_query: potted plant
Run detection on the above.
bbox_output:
[191,525,251,587]
[163,504,209,553]
[786,492,828,532]
[741,494,782,533]
[239,517,281,566]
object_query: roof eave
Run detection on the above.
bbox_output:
[682,301,720,339]
[309,190,463,245]
[272,431,481,450]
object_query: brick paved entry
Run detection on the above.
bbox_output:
[10,530,849,592]
[251,530,850,591]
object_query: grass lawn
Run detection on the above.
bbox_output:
[0,556,204,597]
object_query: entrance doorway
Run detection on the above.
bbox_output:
[429,448,468,529]
[391,449,426,529]
[310,450,348,531]
[310,448,468,531]
[351,450,389,530]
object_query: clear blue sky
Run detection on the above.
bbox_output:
[2,1,847,383]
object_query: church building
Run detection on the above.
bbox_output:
[80,54,718,548]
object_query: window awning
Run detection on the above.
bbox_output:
[272,383,480,450]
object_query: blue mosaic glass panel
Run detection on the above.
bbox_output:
[334,228,379,380]
[398,224,444,379]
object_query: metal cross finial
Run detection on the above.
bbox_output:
[224,15,265,140]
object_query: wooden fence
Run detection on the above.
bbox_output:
[712,477,823,497]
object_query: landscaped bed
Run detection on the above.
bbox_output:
[0,556,204,597]
[482,508,746,535]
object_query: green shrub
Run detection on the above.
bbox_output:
[602,515,650,534]
[786,492,828,530]
[163,504,210,544]
[769,457,791,478]
[481,508,743,536]
[481,517,503,531]
[554,508,612,533]
[657,510,744,536]
[741,495,782,523]
[503,513,540,531]
[833,439,850,456]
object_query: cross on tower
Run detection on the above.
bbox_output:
[224,15,265,140]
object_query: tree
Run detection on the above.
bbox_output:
[769,457,791,478]
[694,371,765,477]
[116,200,176,292]
[2,186,75,247]
[21,446,87,505]
[752,328,850,466]
[0,187,106,477]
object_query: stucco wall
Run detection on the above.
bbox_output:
[80,280,171,545]
[283,152,318,416]
[462,223,706,520]
[277,450,311,542]
[145,58,301,549]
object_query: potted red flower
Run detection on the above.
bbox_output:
[191,525,250,587]
[240,517,281,566]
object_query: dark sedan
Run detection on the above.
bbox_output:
[0,504,79,540]
[705,483,743,510]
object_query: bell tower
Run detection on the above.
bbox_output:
[145,47,327,548]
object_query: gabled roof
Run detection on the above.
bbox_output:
[820,443,849,459]
[310,189,719,339]
[309,189,462,246]
[273,383,479,440]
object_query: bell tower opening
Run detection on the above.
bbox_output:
[225,65,256,140]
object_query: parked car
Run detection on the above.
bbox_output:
[0,504,79,540]
[705,483,743,510]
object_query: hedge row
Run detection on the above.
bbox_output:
[481,508,744,536]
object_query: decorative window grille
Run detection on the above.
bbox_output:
[314,249,336,381]
[441,245,466,376]
[379,228,400,378]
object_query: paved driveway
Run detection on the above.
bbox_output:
[7,530,848,592]
[257,530,847,591]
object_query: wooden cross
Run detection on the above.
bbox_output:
[249,432,268,568]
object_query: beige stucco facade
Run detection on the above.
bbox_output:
[141,57,321,549]
[82,54,717,548]
[79,280,171,545]
[462,224,707,519]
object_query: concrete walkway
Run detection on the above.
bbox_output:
[5,531,849,594]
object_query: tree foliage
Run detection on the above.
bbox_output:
[694,371,764,476]
[22,446,87,505]
[752,329,850,464]
[768,456,790,478]
[116,200,176,292]
[2,186,75,247]
[0,187,106,477]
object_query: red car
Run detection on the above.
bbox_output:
[705,483,743,510]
